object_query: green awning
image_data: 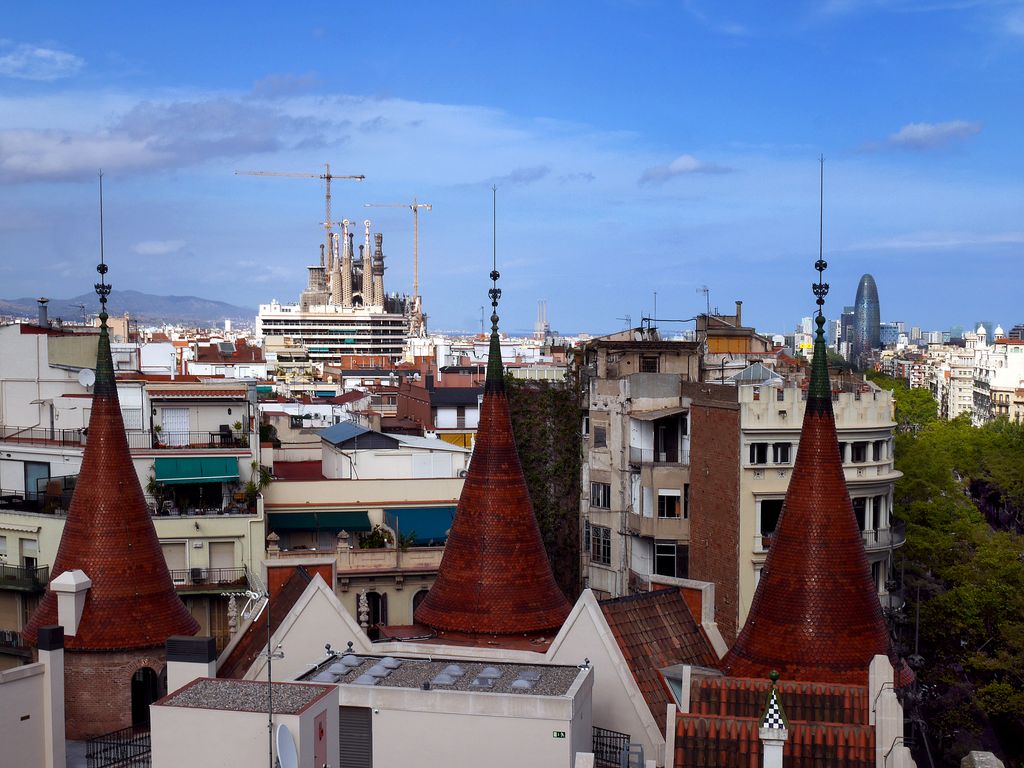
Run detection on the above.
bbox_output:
[268,511,371,532]
[385,506,456,546]
[154,457,239,485]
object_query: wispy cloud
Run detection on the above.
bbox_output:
[134,240,186,256]
[481,165,551,186]
[639,154,734,185]
[0,42,83,81]
[682,1,749,35]
[250,72,320,100]
[841,230,1024,251]
[862,119,982,151]
[0,96,339,182]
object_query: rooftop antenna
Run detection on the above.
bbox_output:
[698,285,710,318]
[616,314,631,330]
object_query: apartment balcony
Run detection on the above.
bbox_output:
[0,563,50,592]
[145,495,256,517]
[268,541,445,577]
[625,511,689,541]
[861,521,907,552]
[169,566,248,592]
[0,426,250,452]
[628,447,690,466]
[0,630,30,659]
[755,521,906,555]
[130,430,250,451]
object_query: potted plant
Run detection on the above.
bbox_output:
[152,424,164,448]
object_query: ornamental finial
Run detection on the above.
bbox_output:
[812,156,828,340]
[95,171,111,326]
[489,185,501,334]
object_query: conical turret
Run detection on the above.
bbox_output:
[720,216,890,685]
[414,264,570,634]
[24,260,198,651]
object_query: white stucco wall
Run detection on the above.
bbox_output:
[0,663,46,768]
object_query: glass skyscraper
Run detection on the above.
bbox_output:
[852,274,880,364]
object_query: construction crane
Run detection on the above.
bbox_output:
[235,164,365,262]
[363,198,432,299]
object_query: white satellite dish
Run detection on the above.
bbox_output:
[276,723,298,768]
[78,369,96,389]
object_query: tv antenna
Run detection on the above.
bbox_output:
[697,286,710,317]
[616,314,632,330]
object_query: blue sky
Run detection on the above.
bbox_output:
[1,1,1022,335]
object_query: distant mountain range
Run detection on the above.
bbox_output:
[0,290,255,326]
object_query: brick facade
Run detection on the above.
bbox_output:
[688,399,741,642]
[63,647,166,740]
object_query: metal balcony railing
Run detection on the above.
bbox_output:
[628,446,690,465]
[169,567,247,588]
[86,724,151,768]
[0,563,50,592]
[593,726,631,768]
[0,629,27,650]
[130,430,250,450]
[145,495,255,517]
[0,426,85,447]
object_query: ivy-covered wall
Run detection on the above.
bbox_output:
[505,376,582,600]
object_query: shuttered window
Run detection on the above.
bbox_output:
[339,706,372,768]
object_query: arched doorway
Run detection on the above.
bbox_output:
[130,667,160,726]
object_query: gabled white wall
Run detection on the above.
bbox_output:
[547,591,667,766]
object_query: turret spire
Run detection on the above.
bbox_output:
[414,187,570,635]
[719,160,890,685]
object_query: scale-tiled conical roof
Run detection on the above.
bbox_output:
[414,272,570,634]
[24,301,198,650]
[720,280,890,685]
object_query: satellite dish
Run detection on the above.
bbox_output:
[78,369,96,389]
[276,724,298,768]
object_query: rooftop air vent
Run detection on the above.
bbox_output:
[442,664,465,677]
[510,679,533,691]
[469,676,494,689]
[381,657,402,669]
[352,674,378,686]
[478,666,502,679]
[431,673,457,686]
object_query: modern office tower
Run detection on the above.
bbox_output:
[852,274,880,364]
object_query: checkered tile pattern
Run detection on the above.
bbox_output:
[761,688,786,730]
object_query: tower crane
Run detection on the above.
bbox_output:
[363,198,432,299]
[235,164,365,264]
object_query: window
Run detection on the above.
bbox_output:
[640,355,659,373]
[682,484,690,519]
[655,541,688,578]
[290,415,304,429]
[657,491,681,518]
[777,387,785,402]
[456,406,466,429]
[760,499,784,539]
[0,535,6,559]
[838,442,848,462]
[591,525,611,565]
[772,442,791,464]
[583,520,591,553]
[590,482,611,509]
[852,497,867,530]
[850,442,868,463]
[749,442,768,465]
[873,440,886,461]
[593,425,607,448]
[582,415,590,436]
[752,386,761,401]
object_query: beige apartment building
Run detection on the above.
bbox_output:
[580,328,905,640]
[735,378,904,627]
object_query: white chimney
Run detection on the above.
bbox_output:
[51,570,92,636]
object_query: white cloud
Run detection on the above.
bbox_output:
[860,119,983,151]
[133,240,186,256]
[0,43,83,81]
[842,230,1024,251]
[639,154,734,185]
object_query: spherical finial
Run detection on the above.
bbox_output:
[490,269,500,283]
[769,670,780,684]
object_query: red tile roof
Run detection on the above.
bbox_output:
[720,329,890,686]
[23,320,198,651]
[414,323,570,635]
[600,589,718,730]
[676,676,876,768]
[145,387,248,398]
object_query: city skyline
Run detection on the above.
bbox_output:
[2,2,1023,335]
